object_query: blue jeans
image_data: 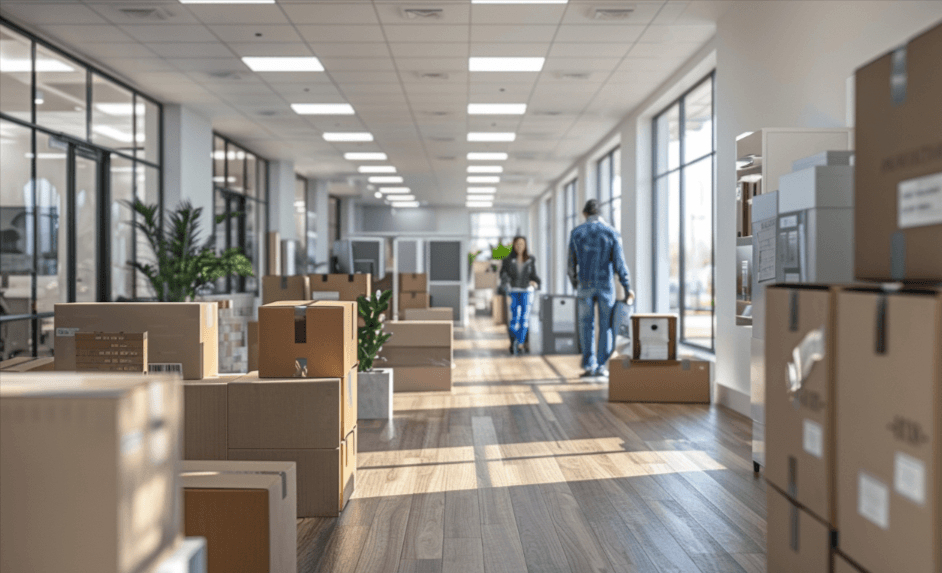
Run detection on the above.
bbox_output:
[577,286,616,371]
[508,290,533,346]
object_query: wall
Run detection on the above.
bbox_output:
[163,104,213,234]
[267,159,296,243]
[356,204,472,236]
[714,1,942,413]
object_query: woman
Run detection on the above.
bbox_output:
[499,236,541,355]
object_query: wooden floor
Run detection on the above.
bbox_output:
[297,316,768,573]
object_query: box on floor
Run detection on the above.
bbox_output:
[399,273,428,293]
[766,485,831,573]
[403,307,454,321]
[379,321,453,392]
[0,356,55,372]
[607,357,710,403]
[181,460,296,573]
[262,275,309,305]
[399,292,430,311]
[0,373,182,573]
[183,374,243,461]
[631,314,678,361]
[258,300,357,379]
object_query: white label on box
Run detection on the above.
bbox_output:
[55,327,80,337]
[149,363,183,375]
[858,472,890,530]
[639,345,669,360]
[121,430,144,456]
[802,419,824,459]
[898,171,942,229]
[893,451,926,506]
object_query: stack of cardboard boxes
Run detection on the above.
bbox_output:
[399,272,430,313]
[378,320,454,392]
[764,22,942,573]
[74,332,148,373]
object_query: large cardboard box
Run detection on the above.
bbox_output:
[854,22,942,282]
[262,275,309,305]
[631,314,678,361]
[607,357,710,403]
[400,272,428,293]
[835,286,942,573]
[229,368,355,448]
[0,356,55,372]
[55,302,218,380]
[404,307,454,321]
[392,366,452,392]
[183,375,242,461]
[181,460,297,573]
[399,292,430,311]
[228,425,356,518]
[258,300,357,379]
[766,485,831,573]
[247,321,259,373]
[833,553,866,573]
[381,347,453,368]
[765,284,838,526]
[0,373,182,573]
[308,273,372,302]
[379,320,453,371]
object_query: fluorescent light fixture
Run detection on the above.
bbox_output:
[469,57,544,72]
[379,187,411,194]
[467,165,503,173]
[0,58,74,73]
[473,0,566,3]
[292,103,353,115]
[391,201,420,208]
[323,132,373,142]
[467,152,508,161]
[387,195,416,202]
[468,132,516,142]
[357,165,396,173]
[368,176,403,184]
[25,153,67,159]
[467,201,494,208]
[93,125,143,144]
[468,176,500,183]
[180,0,275,4]
[467,187,497,194]
[243,57,323,72]
[344,152,387,161]
[95,103,145,116]
[468,103,526,115]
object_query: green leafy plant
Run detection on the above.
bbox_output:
[491,241,512,260]
[356,289,393,372]
[129,199,254,302]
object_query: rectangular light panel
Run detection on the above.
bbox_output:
[473,1,566,3]
[244,57,323,72]
[467,132,516,142]
[181,0,275,4]
[467,187,497,194]
[344,152,387,160]
[468,103,527,115]
[323,132,373,142]
[467,201,494,208]
[393,202,420,208]
[358,166,396,173]
[468,176,500,183]
[469,57,545,72]
[387,195,416,202]
[379,187,411,194]
[467,166,503,173]
[467,152,508,161]
[292,103,354,115]
[368,176,403,184]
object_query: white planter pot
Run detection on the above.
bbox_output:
[358,368,393,420]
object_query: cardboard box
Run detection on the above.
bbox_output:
[631,314,678,361]
[181,460,297,573]
[493,294,507,325]
[247,321,259,373]
[0,356,55,372]
[404,307,454,321]
[833,553,866,573]
[392,366,452,392]
[258,300,357,379]
[399,272,428,293]
[835,286,942,573]
[607,357,710,403]
[399,292,430,311]
[765,284,838,526]
[0,373,182,573]
[766,485,831,573]
[854,22,942,282]
[229,368,355,448]
[383,320,453,348]
[267,231,280,276]
[228,425,356,518]
[379,320,453,370]
[474,271,498,290]
[262,275,309,305]
[55,302,217,380]
[308,273,372,302]
[76,332,148,373]
[380,347,453,368]
[183,375,242,461]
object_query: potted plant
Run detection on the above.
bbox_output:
[129,199,254,302]
[356,289,394,420]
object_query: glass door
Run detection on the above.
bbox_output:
[71,147,102,302]
[214,188,248,293]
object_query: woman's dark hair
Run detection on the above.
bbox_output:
[511,235,529,261]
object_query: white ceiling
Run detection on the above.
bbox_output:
[0,0,731,207]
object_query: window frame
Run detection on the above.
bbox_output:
[595,146,621,232]
[562,178,578,295]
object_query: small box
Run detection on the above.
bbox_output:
[404,307,454,321]
[631,314,678,361]
[183,375,242,461]
[607,358,710,403]
[379,320,453,372]
[308,273,372,302]
[766,485,831,573]
[399,292,430,311]
[262,276,309,305]
[399,272,428,293]
[75,332,148,373]
[0,356,55,372]
[247,321,259,373]
[181,460,297,573]
[0,373,182,573]
[392,366,452,392]
[258,300,357,379]
[474,271,498,290]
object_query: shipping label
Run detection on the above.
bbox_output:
[893,452,926,506]
[55,327,80,337]
[802,419,824,459]
[898,171,942,229]
[149,363,183,375]
[858,472,890,530]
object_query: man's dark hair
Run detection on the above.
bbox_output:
[583,199,600,216]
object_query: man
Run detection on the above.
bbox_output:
[568,199,635,378]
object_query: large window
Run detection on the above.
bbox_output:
[653,73,715,350]
[469,211,524,261]
[562,178,578,294]
[540,195,552,290]
[0,19,162,359]
[596,147,622,232]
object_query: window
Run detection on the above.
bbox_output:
[540,195,552,290]
[294,176,306,270]
[0,19,163,359]
[469,211,524,261]
[653,73,715,350]
[562,178,578,294]
[596,147,622,232]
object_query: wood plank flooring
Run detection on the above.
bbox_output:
[298,316,767,573]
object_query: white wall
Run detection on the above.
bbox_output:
[267,159,296,242]
[356,204,472,236]
[309,178,330,270]
[162,104,213,235]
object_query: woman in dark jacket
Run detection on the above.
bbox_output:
[500,236,541,355]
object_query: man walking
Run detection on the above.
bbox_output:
[568,199,635,377]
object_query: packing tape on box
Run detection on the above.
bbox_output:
[281,276,288,290]
[875,294,889,355]
[891,232,906,281]
[789,291,800,332]
[891,45,907,105]
[181,470,289,499]
[785,327,826,395]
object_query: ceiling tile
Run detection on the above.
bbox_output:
[383,25,469,43]
[309,43,391,58]
[375,4,470,25]
[471,25,556,44]
[77,42,158,60]
[554,24,645,43]
[468,43,549,57]
[148,42,233,58]
[282,3,380,25]
[0,2,108,25]
[394,57,467,72]
[296,25,385,43]
[637,24,714,44]
[560,2,663,26]
[388,43,469,58]
[318,57,397,72]
[105,58,178,73]
[89,3,202,26]
[548,42,630,58]
[168,57,245,72]
[209,25,304,44]
[470,5,566,25]
[185,5,290,25]
[329,71,401,84]
[40,24,134,44]
[544,57,622,72]
[121,24,215,43]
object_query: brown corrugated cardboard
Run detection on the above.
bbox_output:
[834,553,866,573]
[379,347,453,368]
[400,273,428,293]
[493,295,507,325]
[399,292,430,310]
[262,276,309,305]
[765,284,838,526]
[247,321,259,373]
[181,460,297,573]
[631,314,678,361]
[0,356,55,372]
[382,320,453,348]
[258,300,357,379]
[267,231,281,276]
[835,286,942,573]
[308,273,372,302]
[474,271,498,290]
[766,485,831,573]
[392,366,452,392]
[404,307,454,321]
[228,426,356,518]
[183,375,241,461]
[607,357,710,403]
[54,302,217,380]
[76,332,148,373]
[854,22,942,282]
[0,373,182,573]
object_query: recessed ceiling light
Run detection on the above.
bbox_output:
[379,187,411,194]
[244,57,323,72]
[467,152,508,161]
[180,0,275,4]
[368,176,403,184]
[467,201,494,208]
[391,201,420,208]
[387,195,416,202]
[344,152,387,161]
[292,103,354,115]
[467,187,497,194]
[323,132,373,142]
[468,103,527,115]
[469,57,544,72]
[468,176,500,183]
[374,191,383,199]
[467,166,503,173]
[358,165,396,173]
[468,132,516,142]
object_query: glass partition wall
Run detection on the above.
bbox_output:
[0,19,162,359]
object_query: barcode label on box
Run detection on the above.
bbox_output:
[802,419,824,459]
[858,472,890,530]
[56,328,80,337]
[893,452,926,506]
[898,171,942,229]
[149,363,183,374]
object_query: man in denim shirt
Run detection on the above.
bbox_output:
[568,199,635,377]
